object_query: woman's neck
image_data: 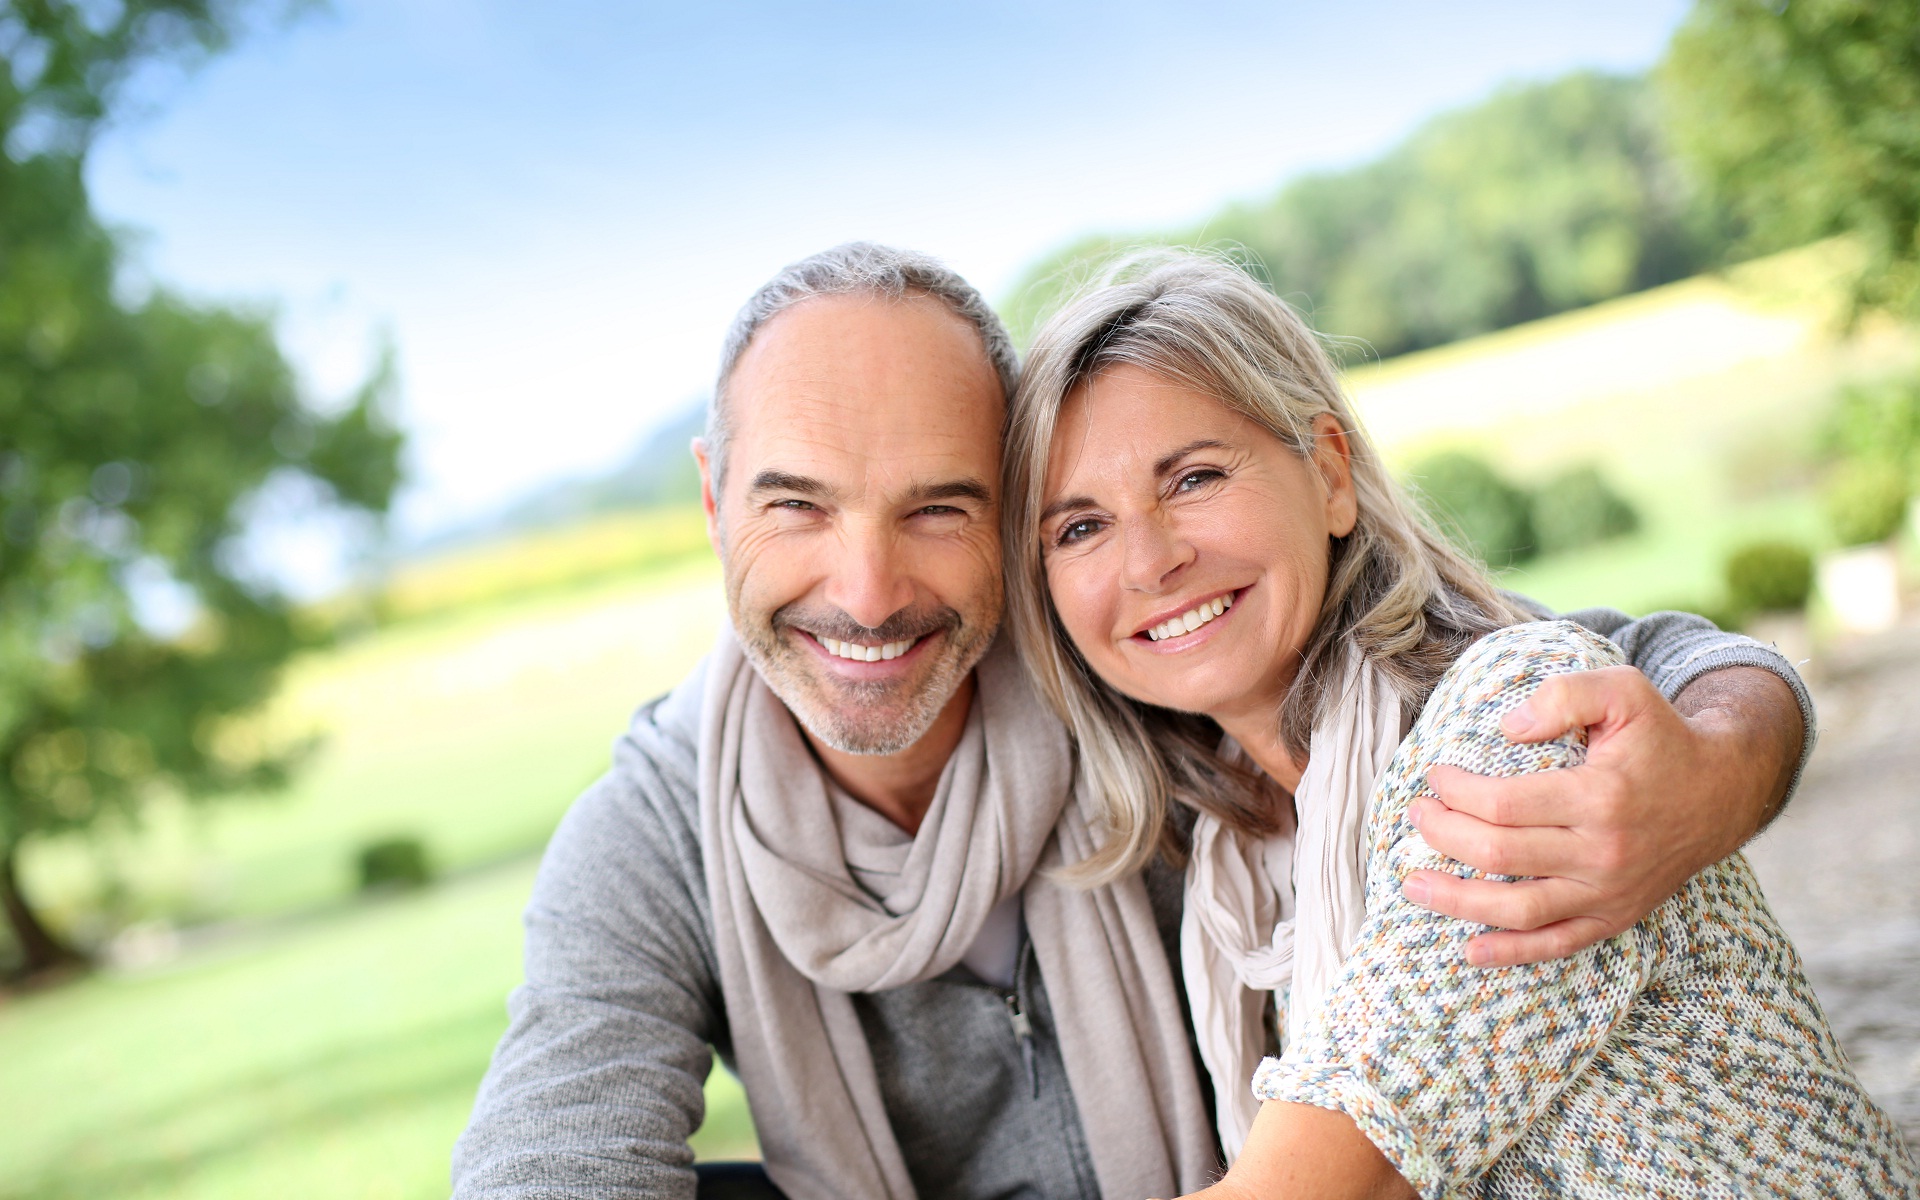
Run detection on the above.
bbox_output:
[1214,709,1307,795]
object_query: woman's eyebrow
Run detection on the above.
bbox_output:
[1039,494,1096,527]
[1153,438,1233,476]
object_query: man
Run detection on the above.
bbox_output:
[453,244,1811,1200]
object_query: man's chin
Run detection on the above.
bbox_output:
[782,668,955,757]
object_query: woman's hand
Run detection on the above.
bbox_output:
[1400,663,1802,967]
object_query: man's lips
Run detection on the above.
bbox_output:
[793,628,940,672]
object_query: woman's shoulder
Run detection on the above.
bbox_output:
[1425,620,1627,722]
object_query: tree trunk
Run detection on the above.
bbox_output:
[0,840,83,979]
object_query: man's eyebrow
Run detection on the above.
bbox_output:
[905,478,993,506]
[1153,438,1233,477]
[748,469,833,497]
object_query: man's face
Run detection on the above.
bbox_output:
[697,292,1005,755]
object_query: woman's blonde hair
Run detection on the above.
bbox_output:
[1003,250,1531,884]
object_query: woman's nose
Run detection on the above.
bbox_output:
[1119,514,1193,593]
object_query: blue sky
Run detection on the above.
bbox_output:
[90,0,1693,548]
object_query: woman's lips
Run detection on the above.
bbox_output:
[1134,588,1239,645]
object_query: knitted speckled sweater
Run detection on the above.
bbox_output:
[1252,621,1919,1199]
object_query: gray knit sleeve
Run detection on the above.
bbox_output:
[452,685,722,1200]
[1558,606,1817,807]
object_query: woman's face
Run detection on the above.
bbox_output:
[1039,364,1357,728]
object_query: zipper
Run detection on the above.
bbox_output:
[1006,934,1039,1099]
[1003,991,1038,1099]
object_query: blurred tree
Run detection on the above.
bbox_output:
[1530,464,1641,555]
[1406,450,1537,570]
[1661,0,1920,317]
[0,0,402,978]
[1003,72,1732,354]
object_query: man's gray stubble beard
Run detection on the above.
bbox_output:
[737,615,995,756]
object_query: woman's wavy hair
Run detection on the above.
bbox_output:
[1003,250,1530,884]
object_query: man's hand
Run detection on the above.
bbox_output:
[1401,665,1804,968]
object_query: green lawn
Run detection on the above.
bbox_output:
[23,558,727,932]
[0,859,756,1200]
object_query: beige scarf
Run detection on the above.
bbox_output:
[1179,652,1402,1161]
[699,629,1217,1200]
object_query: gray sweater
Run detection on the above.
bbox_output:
[451,609,1813,1200]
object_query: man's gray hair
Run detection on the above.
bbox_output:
[706,242,1020,485]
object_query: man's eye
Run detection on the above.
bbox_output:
[1056,517,1102,546]
[772,498,816,512]
[915,504,961,517]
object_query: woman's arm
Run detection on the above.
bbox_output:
[1182,1101,1415,1200]
[1210,621,1673,1199]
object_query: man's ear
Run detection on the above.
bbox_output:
[692,437,722,555]
[1310,412,1358,538]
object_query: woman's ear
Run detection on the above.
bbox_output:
[1310,413,1359,538]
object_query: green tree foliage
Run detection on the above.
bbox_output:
[1661,0,1920,318]
[1531,465,1641,555]
[1724,541,1816,614]
[0,1,403,977]
[1406,451,1537,570]
[1825,458,1910,546]
[1003,72,1730,355]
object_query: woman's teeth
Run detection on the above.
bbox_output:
[1146,594,1232,642]
[821,636,917,662]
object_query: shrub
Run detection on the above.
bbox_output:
[1531,465,1641,554]
[1407,451,1536,569]
[1825,457,1910,547]
[357,837,433,892]
[1723,541,1814,615]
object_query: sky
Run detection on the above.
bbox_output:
[88,0,1695,559]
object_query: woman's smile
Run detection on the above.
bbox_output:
[1131,587,1240,647]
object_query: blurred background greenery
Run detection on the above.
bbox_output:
[3,0,1919,1196]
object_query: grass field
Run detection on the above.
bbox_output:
[0,858,755,1200]
[3,242,1914,1199]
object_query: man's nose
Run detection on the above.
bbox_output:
[822,519,916,630]
[1120,513,1193,593]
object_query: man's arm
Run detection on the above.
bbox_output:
[1403,607,1812,968]
[453,697,722,1200]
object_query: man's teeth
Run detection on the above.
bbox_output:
[820,636,918,662]
[1146,594,1232,642]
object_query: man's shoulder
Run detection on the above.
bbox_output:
[534,655,713,914]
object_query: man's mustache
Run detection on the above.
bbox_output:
[773,603,962,645]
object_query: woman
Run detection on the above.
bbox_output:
[1001,252,1917,1198]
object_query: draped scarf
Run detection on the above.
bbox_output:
[699,630,1217,1200]
[1178,651,1402,1161]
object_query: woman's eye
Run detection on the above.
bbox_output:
[1175,468,1224,493]
[1056,518,1102,546]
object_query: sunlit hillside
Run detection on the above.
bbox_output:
[1348,241,1919,613]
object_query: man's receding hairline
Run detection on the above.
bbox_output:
[723,287,1006,400]
[706,242,1021,488]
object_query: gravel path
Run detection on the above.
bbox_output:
[1744,618,1920,1147]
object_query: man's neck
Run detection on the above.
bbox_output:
[804,674,976,837]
